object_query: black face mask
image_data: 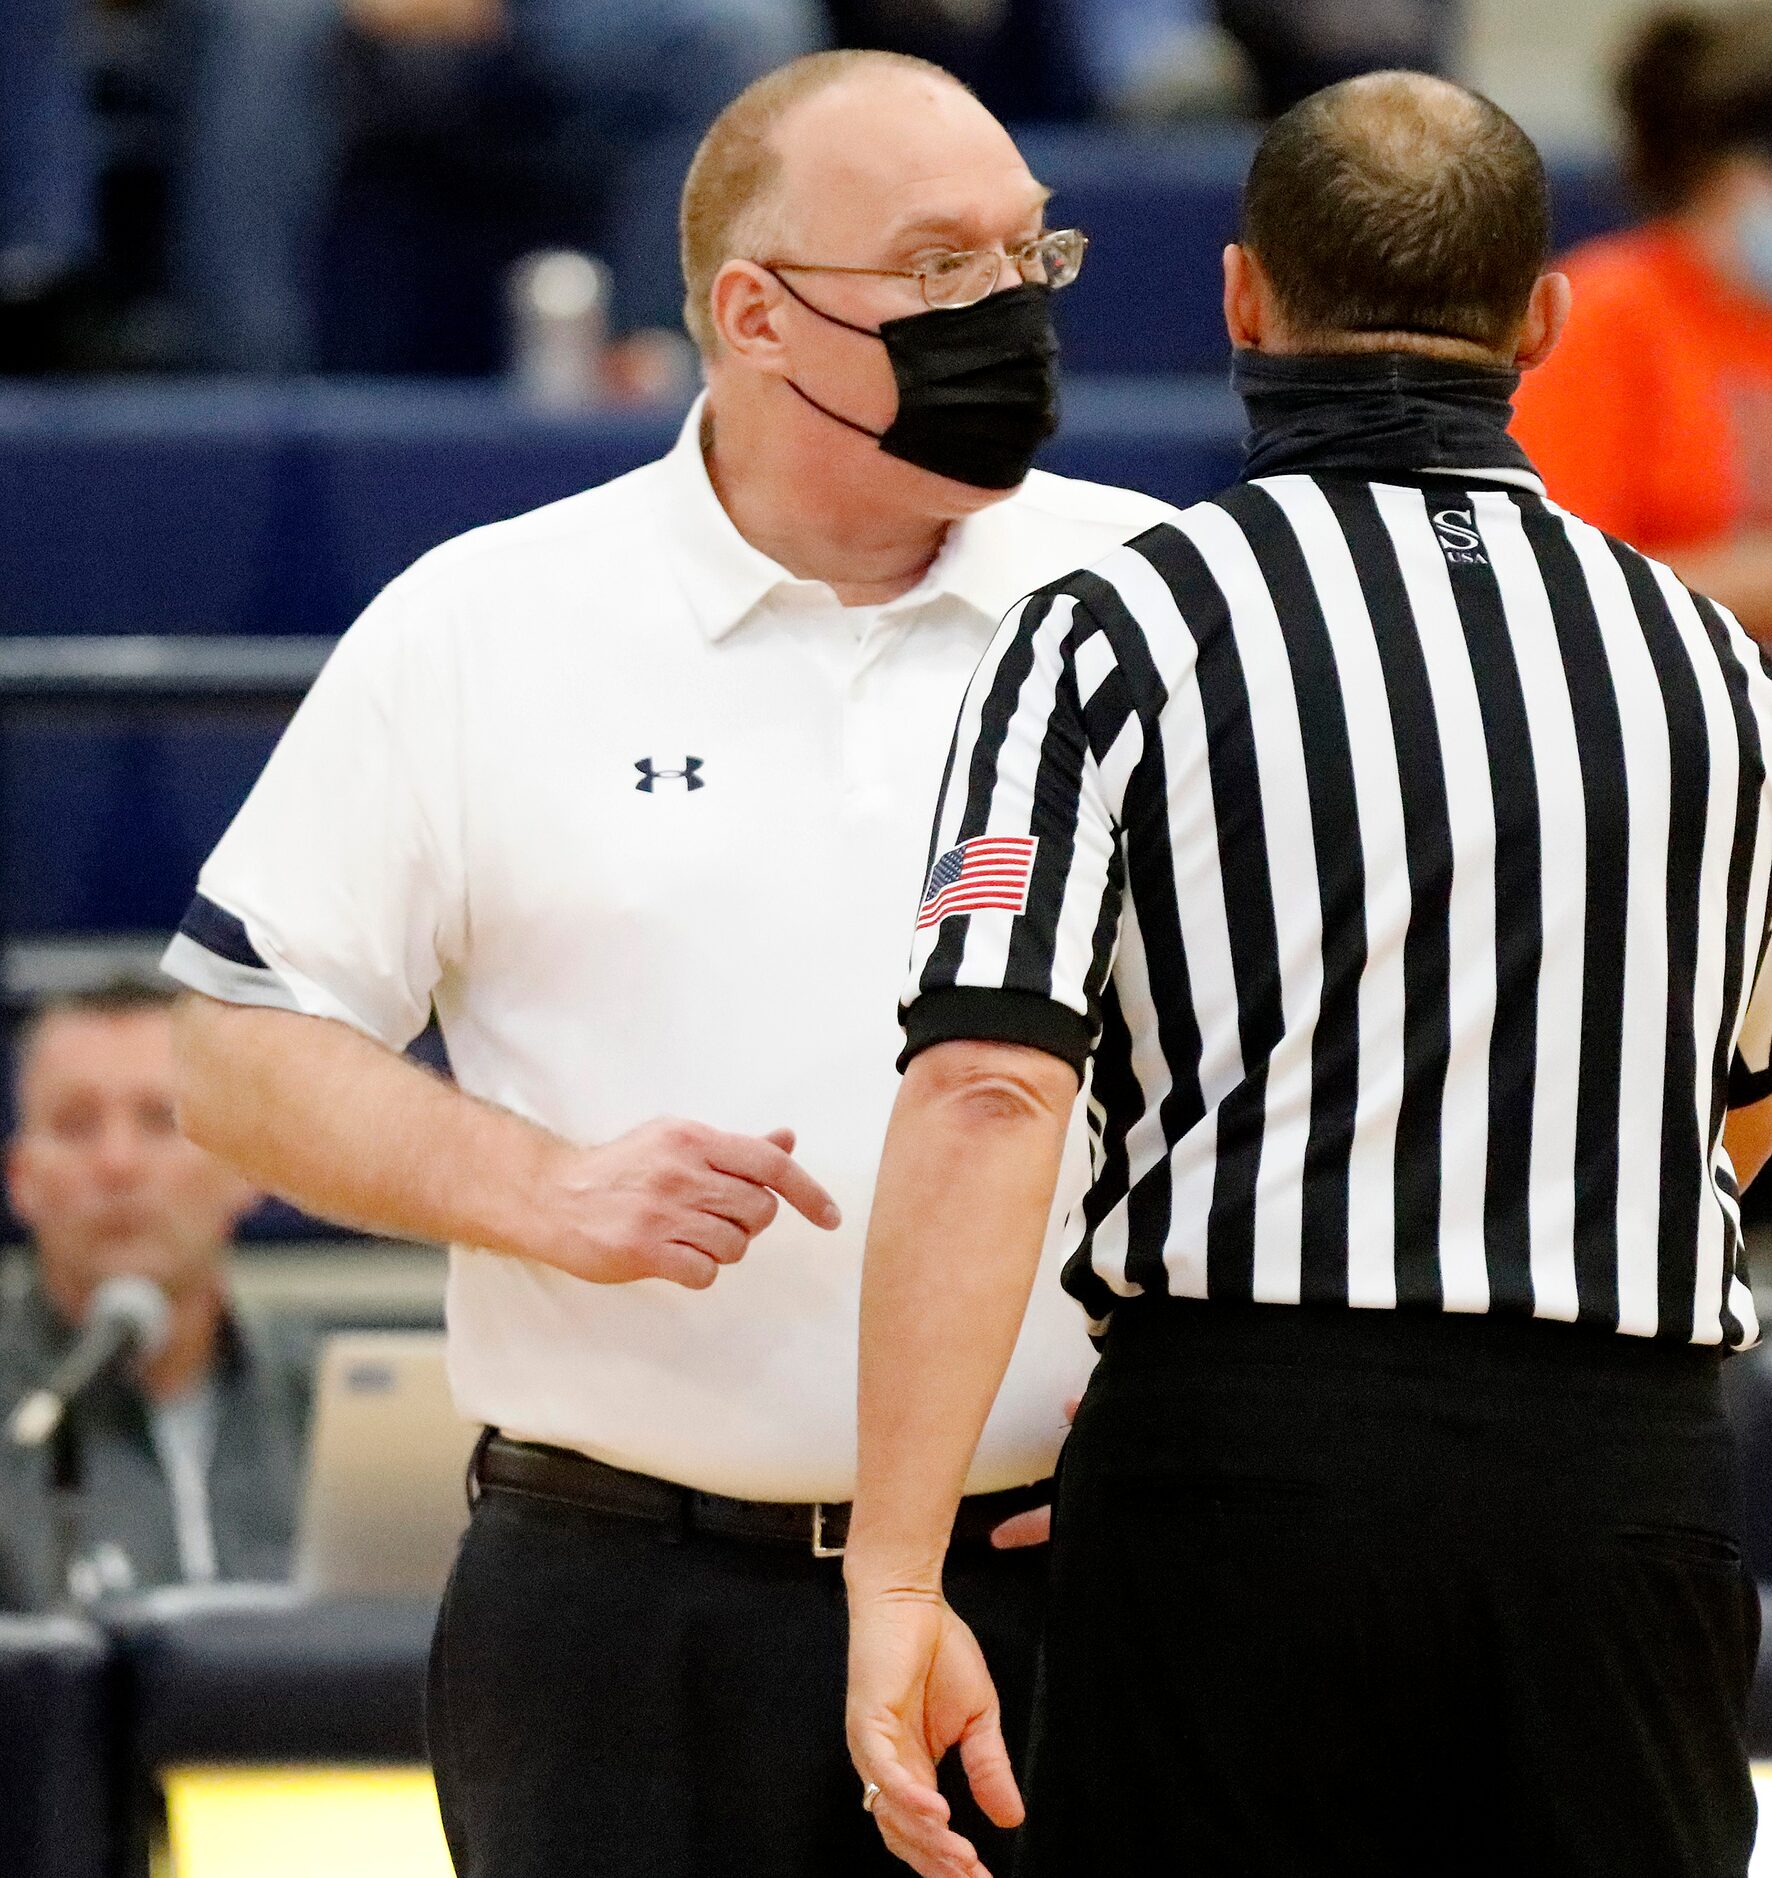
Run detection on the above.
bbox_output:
[770,273,1061,491]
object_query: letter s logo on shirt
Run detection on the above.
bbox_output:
[1432,509,1488,564]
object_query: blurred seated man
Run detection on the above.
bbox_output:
[1513,3,1772,644]
[171,0,822,374]
[0,980,308,1608]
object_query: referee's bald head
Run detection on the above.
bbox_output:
[1235,71,1555,357]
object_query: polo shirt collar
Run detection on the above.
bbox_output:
[660,393,1013,644]
[906,496,1025,625]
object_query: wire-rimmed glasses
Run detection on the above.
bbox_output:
[761,228,1089,311]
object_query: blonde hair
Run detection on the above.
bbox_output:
[679,49,962,357]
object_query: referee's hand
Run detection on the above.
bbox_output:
[537,1120,840,1289]
[847,1590,1021,1878]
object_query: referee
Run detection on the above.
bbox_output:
[846,72,1772,1878]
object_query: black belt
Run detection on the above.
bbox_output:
[473,1432,1050,1558]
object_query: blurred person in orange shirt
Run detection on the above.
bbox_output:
[1513,3,1772,642]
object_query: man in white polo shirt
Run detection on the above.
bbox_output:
[165,47,1170,1878]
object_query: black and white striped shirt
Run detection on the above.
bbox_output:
[901,386,1772,1350]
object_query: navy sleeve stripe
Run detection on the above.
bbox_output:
[177,892,270,970]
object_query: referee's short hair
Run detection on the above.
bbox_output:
[1241,71,1551,351]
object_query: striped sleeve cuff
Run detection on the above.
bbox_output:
[1730,1050,1772,1109]
[898,987,1092,1075]
[160,892,303,1013]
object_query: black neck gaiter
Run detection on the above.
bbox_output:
[1233,348,1539,485]
[772,274,1061,491]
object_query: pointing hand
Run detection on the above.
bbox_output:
[538,1118,840,1288]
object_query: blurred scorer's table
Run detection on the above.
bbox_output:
[106,1588,438,1873]
[156,1768,452,1878]
[147,1762,1772,1876]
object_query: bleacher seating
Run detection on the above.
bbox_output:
[0,375,1246,638]
[0,377,1247,939]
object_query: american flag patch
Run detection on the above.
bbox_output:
[916,835,1039,931]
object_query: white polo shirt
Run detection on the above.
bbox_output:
[163,396,1173,1501]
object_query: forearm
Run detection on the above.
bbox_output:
[844,1041,1076,1598]
[171,993,559,1256]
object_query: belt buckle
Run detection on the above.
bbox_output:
[810,1503,846,1559]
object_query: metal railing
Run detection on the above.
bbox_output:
[0,635,335,1003]
[0,635,335,704]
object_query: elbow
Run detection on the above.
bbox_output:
[169,994,233,1150]
[906,1039,1079,1133]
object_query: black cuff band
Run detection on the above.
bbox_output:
[898,987,1091,1074]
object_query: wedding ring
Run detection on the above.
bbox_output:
[862,1781,883,1814]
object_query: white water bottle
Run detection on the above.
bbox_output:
[508,250,610,410]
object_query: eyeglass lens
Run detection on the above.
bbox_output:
[923,232,1086,308]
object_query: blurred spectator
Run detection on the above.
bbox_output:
[1066,0,1249,118]
[825,0,1228,119]
[829,0,1457,122]
[1214,0,1461,116]
[168,0,823,373]
[0,980,308,1608]
[0,0,99,369]
[1512,3,1772,643]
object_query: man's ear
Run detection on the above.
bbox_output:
[709,260,791,372]
[1223,243,1268,350]
[1515,271,1572,371]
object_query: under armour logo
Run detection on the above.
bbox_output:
[1432,508,1488,566]
[635,756,705,793]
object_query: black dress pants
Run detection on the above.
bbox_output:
[1020,1301,1762,1878]
[426,1472,1047,1878]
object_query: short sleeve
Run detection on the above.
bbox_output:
[160,576,464,1050]
[899,588,1127,1075]
[1732,922,1772,1108]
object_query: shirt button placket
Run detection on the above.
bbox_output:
[845,630,898,809]
[843,663,867,804]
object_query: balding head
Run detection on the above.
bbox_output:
[681,50,1030,358]
[680,51,1054,519]
[1241,71,1551,351]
